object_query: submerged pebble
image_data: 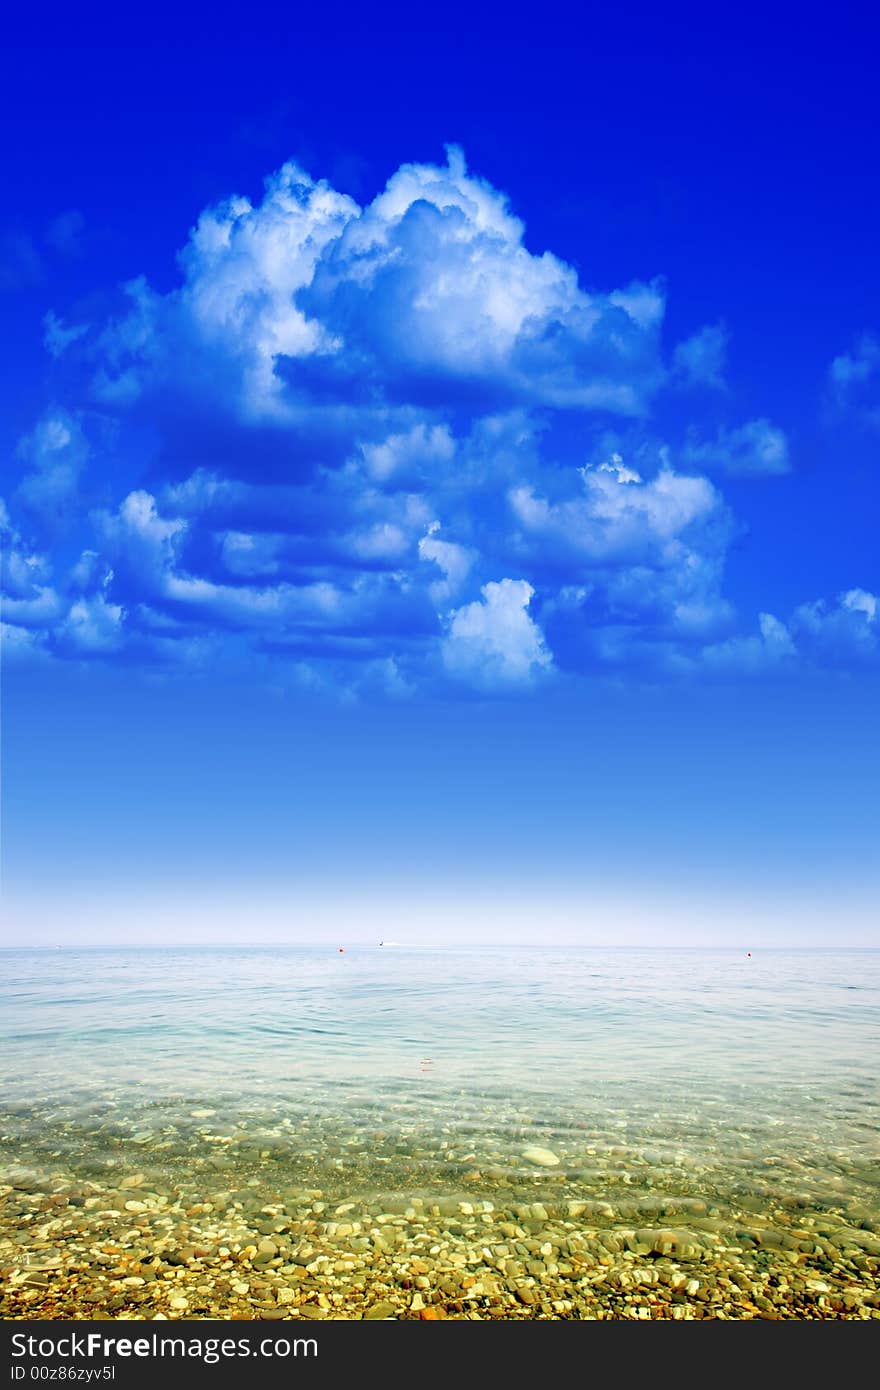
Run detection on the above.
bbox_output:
[522,1147,561,1168]
[1,1090,878,1322]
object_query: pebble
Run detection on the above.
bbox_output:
[365,1301,397,1319]
[522,1147,560,1168]
[2,1101,878,1325]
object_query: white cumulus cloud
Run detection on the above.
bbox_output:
[672,322,728,389]
[443,578,552,686]
[55,594,125,654]
[682,419,790,476]
[94,147,667,421]
[828,333,880,428]
[15,410,90,524]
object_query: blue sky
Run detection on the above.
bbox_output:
[2,2,878,944]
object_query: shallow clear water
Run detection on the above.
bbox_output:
[2,946,878,1319]
[1,945,878,1186]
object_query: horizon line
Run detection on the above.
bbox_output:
[0,941,876,951]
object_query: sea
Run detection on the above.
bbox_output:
[1,944,877,1207]
[1,944,879,1320]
